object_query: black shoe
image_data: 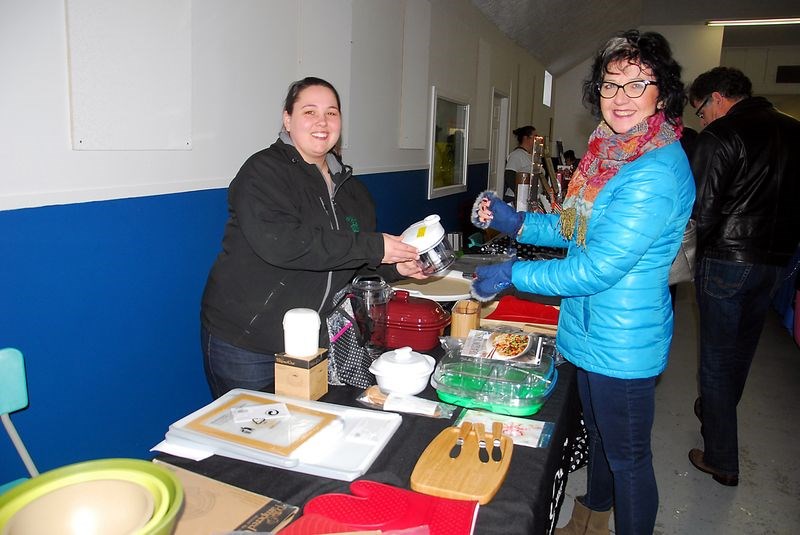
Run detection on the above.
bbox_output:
[689,448,738,486]
[694,397,702,422]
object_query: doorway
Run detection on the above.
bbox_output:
[489,89,509,193]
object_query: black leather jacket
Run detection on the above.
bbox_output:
[690,97,800,266]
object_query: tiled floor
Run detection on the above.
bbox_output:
[556,282,800,534]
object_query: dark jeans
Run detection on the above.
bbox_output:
[201,325,275,399]
[577,369,657,535]
[695,257,783,476]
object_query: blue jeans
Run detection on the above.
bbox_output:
[577,369,657,535]
[695,257,783,475]
[201,325,275,399]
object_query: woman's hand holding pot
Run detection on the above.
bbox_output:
[382,234,419,264]
[396,259,428,279]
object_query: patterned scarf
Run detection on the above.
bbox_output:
[559,111,681,247]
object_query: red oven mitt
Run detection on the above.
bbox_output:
[298,480,479,535]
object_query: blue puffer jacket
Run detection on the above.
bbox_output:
[512,142,694,379]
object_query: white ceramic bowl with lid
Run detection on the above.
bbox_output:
[400,215,455,275]
[369,346,436,395]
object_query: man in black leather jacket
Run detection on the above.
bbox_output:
[686,67,800,486]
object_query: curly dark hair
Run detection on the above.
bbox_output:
[687,67,752,105]
[582,30,686,124]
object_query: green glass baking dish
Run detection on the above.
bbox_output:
[430,351,557,416]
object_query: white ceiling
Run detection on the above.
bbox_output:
[471,0,800,75]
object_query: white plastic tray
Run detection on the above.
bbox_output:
[158,389,401,482]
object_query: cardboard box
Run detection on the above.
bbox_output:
[275,348,328,400]
[153,460,298,534]
[275,348,328,369]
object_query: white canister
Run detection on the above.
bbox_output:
[282,308,320,357]
[400,214,455,275]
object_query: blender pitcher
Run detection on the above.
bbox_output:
[350,275,392,357]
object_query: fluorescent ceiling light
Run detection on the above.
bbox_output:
[706,18,800,27]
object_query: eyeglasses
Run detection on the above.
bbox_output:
[597,80,657,99]
[694,96,711,119]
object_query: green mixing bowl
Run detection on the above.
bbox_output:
[0,458,183,535]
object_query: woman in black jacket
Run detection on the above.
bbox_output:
[201,77,423,398]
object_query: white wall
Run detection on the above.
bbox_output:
[1,0,303,210]
[0,0,551,210]
[551,56,595,158]
[722,45,800,97]
[642,24,724,131]
[348,0,552,172]
[552,25,724,156]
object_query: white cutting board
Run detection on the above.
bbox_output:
[392,269,473,302]
[160,389,401,482]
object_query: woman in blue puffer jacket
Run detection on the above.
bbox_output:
[472,31,694,535]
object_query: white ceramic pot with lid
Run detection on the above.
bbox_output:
[368,346,436,395]
[400,214,455,275]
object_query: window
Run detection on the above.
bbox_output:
[543,71,552,107]
[428,86,469,199]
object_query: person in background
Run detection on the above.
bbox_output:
[471,30,693,535]
[559,150,581,196]
[200,77,424,399]
[503,125,537,203]
[563,149,580,171]
[686,66,800,486]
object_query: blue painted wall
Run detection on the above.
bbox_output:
[0,164,487,483]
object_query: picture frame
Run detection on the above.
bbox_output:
[183,392,338,457]
[427,86,469,199]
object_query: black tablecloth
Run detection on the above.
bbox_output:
[156,362,583,535]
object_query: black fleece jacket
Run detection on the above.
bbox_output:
[201,138,399,354]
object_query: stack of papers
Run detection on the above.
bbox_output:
[152,389,401,481]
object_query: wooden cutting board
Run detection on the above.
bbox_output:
[410,422,512,504]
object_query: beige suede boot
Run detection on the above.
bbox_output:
[555,498,611,535]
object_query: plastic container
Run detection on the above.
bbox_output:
[430,350,557,416]
[400,215,455,275]
[350,276,392,357]
[369,346,436,395]
[380,290,450,351]
[282,308,320,357]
